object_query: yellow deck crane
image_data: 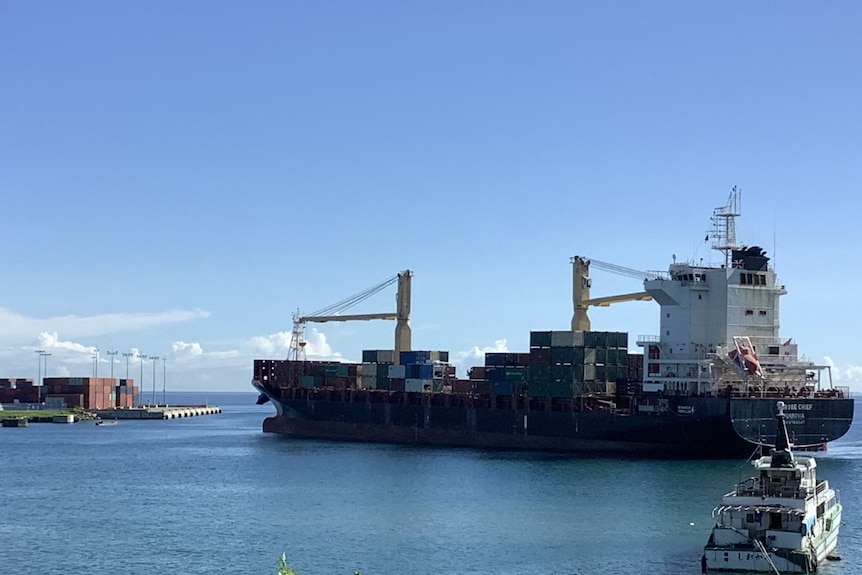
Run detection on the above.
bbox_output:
[570,256,661,331]
[288,270,413,361]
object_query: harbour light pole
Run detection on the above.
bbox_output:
[162,357,167,405]
[41,352,51,380]
[35,349,44,403]
[150,356,160,406]
[138,353,147,406]
[107,349,118,407]
[40,352,50,404]
[94,347,100,379]
[107,349,117,380]
[123,352,134,407]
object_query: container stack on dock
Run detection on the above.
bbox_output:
[0,379,38,403]
[43,377,137,409]
[0,377,137,409]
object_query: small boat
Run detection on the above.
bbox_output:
[1,418,29,428]
[702,401,841,573]
[95,419,118,426]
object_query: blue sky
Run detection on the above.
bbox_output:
[2,2,861,392]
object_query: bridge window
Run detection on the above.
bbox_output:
[740,273,767,286]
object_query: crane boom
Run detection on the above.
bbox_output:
[584,292,652,307]
[570,256,655,331]
[289,270,412,361]
[299,313,397,323]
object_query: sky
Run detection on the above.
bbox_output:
[2,2,861,393]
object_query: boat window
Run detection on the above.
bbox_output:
[745,310,754,316]
[769,513,782,529]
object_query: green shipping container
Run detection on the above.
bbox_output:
[529,365,552,382]
[551,346,575,364]
[324,364,348,377]
[530,331,552,347]
[504,367,528,380]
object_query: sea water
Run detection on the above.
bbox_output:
[1,393,860,575]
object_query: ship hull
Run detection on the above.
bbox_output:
[254,383,853,458]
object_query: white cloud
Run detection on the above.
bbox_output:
[0,306,210,344]
[451,339,509,373]
[302,328,343,361]
[172,341,204,359]
[823,356,862,391]
[246,332,292,356]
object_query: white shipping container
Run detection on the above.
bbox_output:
[359,363,378,377]
[376,350,396,364]
[359,375,377,389]
[551,331,575,347]
[405,378,431,393]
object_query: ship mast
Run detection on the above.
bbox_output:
[709,186,742,267]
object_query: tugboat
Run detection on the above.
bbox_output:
[702,401,841,573]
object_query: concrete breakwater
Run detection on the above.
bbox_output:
[94,405,222,420]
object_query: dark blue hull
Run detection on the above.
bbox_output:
[254,384,853,459]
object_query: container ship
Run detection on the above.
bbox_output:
[252,190,853,458]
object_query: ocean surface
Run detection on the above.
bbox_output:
[2,392,861,575]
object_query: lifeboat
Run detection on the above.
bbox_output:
[729,345,761,375]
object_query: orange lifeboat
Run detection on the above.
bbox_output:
[728,346,761,375]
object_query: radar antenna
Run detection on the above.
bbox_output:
[709,186,742,267]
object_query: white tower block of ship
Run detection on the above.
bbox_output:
[573,188,833,397]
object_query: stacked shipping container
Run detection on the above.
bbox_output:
[0,377,137,408]
[0,378,38,403]
[527,330,629,398]
[255,331,634,401]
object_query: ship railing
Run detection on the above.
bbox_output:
[643,269,670,281]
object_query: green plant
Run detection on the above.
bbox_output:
[276,554,296,575]
[274,554,360,575]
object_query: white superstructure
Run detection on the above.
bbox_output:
[634,190,833,397]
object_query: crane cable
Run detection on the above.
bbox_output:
[580,257,664,281]
[304,274,399,318]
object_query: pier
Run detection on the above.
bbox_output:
[93,405,221,420]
